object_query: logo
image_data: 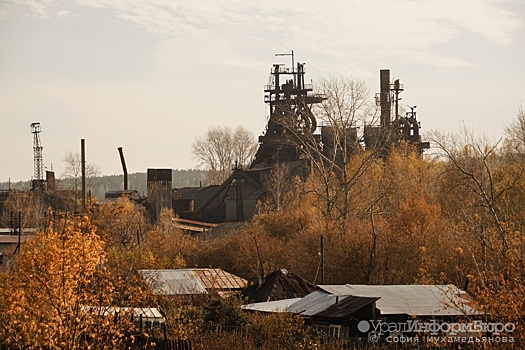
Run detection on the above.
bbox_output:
[357,320,515,344]
[357,320,370,333]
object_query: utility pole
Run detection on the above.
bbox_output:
[320,234,325,284]
[81,139,86,212]
[254,236,265,285]
[13,212,22,255]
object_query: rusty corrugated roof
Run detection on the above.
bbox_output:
[140,268,248,295]
[195,268,248,290]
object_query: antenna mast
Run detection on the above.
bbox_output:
[30,122,45,190]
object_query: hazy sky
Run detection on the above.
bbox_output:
[1,0,524,183]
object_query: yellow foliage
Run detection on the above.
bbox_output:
[0,216,154,349]
[92,196,146,247]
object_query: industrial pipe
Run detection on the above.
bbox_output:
[118,147,128,190]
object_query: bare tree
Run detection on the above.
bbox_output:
[3,190,47,230]
[62,151,101,188]
[315,76,376,134]
[264,163,294,211]
[430,126,523,259]
[504,104,525,155]
[192,125,258,185]
[61,151,101,211]
[278,76,379,231]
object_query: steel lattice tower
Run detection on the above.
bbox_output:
[30,122,44,187]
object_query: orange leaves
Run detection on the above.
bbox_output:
[92,196,145,247]
[389,196,443,241]
[0,215,152,349]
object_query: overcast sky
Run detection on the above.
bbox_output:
[1,0,524,183]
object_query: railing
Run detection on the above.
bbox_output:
[264,83,314,92]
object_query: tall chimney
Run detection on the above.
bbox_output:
[118,147,128,190]
[81,139,86,212]
[380,69,391,129]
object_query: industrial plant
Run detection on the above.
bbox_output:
[0,53,429,235]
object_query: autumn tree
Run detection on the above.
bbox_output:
[192,125,258,184]
[92,196,146,247]
[263,163,295,211]
[430,127,522,260]
[277,77,380,232]
[0,215,153,349]
[140,208,195,269]
[503,104,525,155]
[425,125,525,343]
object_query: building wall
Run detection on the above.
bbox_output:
[147,169,172,222]
[225,198,257,222]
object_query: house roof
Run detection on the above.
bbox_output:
[318,284,480,316]
[83,306,165,322]
[140,268,248,295]
[242,298,302,313]
[195,268,248,290]
[317,295,378,319]
[171,217,218,233]
[243,269,317,302]
[286,290,378,317]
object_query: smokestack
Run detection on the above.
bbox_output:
[81,139,86,212]
[118,147,128,190]
[380,69,391,129]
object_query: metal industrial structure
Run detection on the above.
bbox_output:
[0,54,433,227]
[30,122,45,191]
[169,53,327,223]
[167,54,429,225]
[364,69,430,154]
[118,147,129,191]
[251,51,325,169]
[9,55,429,226]
[104,147,145,204]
